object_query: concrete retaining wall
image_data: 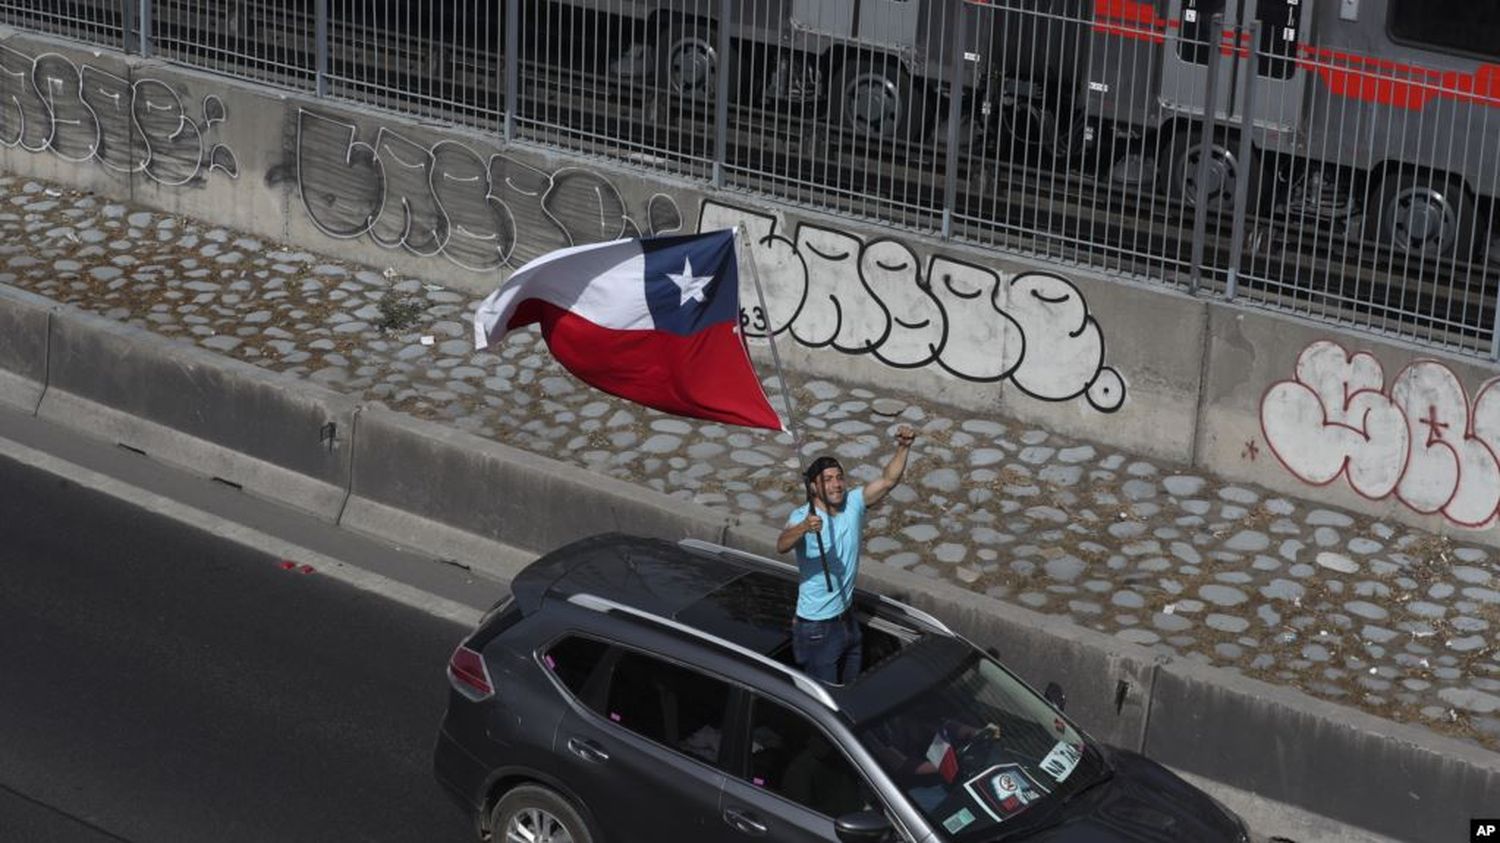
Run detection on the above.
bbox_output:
[0,285,51,414]
[1146,658,1500,842]
[37,308,357,519]
[341,407,732,563]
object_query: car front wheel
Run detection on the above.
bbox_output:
[490,784,593,843]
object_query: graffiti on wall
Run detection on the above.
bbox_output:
[288,111,1123,411]
[1262,340,1500,528]
[0,46,238,186]
[701,201,1125,412]
[291,109,683,272]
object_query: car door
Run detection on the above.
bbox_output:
[718,694,895,843]
[552,643,739,843]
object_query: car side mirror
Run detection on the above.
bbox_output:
[1044,681,1067,712]
[835,809,892,843]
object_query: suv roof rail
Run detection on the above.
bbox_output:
[566,592,839,712]
[677,537,956,638]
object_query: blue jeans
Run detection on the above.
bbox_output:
[792,612,862,684]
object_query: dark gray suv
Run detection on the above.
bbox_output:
[433,534,1250,842]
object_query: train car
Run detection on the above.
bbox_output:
[537,0,992,139]
[1065,0,1499,260]
[552,0,1496,260]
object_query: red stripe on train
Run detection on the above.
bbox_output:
[1091,0,1168,43]
[1297,46,1500,109]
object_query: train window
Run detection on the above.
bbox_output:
[1252,0,1300,80]
[1176,0,1228,67]
[1389,0,1500,62]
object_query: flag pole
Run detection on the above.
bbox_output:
[734,225,834,593]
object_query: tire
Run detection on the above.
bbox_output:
[833,57,914,139]
[1158,129,1260,215]
[1366,169,1478,261]
[489,784,594,843]
[1002,98,1088,164]
[656,20,724,101]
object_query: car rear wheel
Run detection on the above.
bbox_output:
[490,784,593,843]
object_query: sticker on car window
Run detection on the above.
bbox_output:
[1038,740,1083,783]
[942,807,976,833]
[963,763,1048,823]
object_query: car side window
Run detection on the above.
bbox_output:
[745,696,869,818]
[542,635,610,698]
[602,650,732,766]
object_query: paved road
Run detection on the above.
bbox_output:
[0,451,487,842]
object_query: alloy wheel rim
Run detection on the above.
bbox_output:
[504,806,574,843]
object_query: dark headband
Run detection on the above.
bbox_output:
[803,456,843,483]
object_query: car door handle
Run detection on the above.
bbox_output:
[723,807,767,836]
[565,737,609,764]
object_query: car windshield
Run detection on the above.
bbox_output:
[854,653,1106,841]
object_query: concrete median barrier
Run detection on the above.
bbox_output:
[1144,657,1500,842]
[340,407,732,578]
[0,285,51,414]
[35,306,357,519]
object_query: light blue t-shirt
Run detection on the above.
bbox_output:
[786,487,867,620]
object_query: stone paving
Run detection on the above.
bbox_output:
[3,175,1499,753]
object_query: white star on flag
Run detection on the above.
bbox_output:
[666,256,714,307]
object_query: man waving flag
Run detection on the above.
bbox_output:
[473,229,783,430]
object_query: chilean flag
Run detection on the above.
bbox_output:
[472,230,783,430]
[925,731,960,784]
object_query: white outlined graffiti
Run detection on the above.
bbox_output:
[293,109,682,272]
[1261,340,1500,528]
[0,46,237,186]
[702,200,1125,412]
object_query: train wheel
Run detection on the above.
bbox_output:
[833,57,912,139]
[1367,171,1477,261]
[1160,130,1257,214]
[656,21,721,100]
[1003,99,1087,163]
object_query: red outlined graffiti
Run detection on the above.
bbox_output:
[1261,340,1500,528]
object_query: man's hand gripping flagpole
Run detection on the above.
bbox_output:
[734,225,835,593]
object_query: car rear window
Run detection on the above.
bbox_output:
[543,635,610,698]
[601,650,733,767]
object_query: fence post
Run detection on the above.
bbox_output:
[1490,287,1500,358]
[504,0,519,142]
[1188,13,1226,296]
[315,0,329,96]
[1224,20,1261,302]
[940,0,967,240]
[138,0,152,58]
[712,0,731,188]
[121,0,139,53]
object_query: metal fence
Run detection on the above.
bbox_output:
[7,0,1499,358]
